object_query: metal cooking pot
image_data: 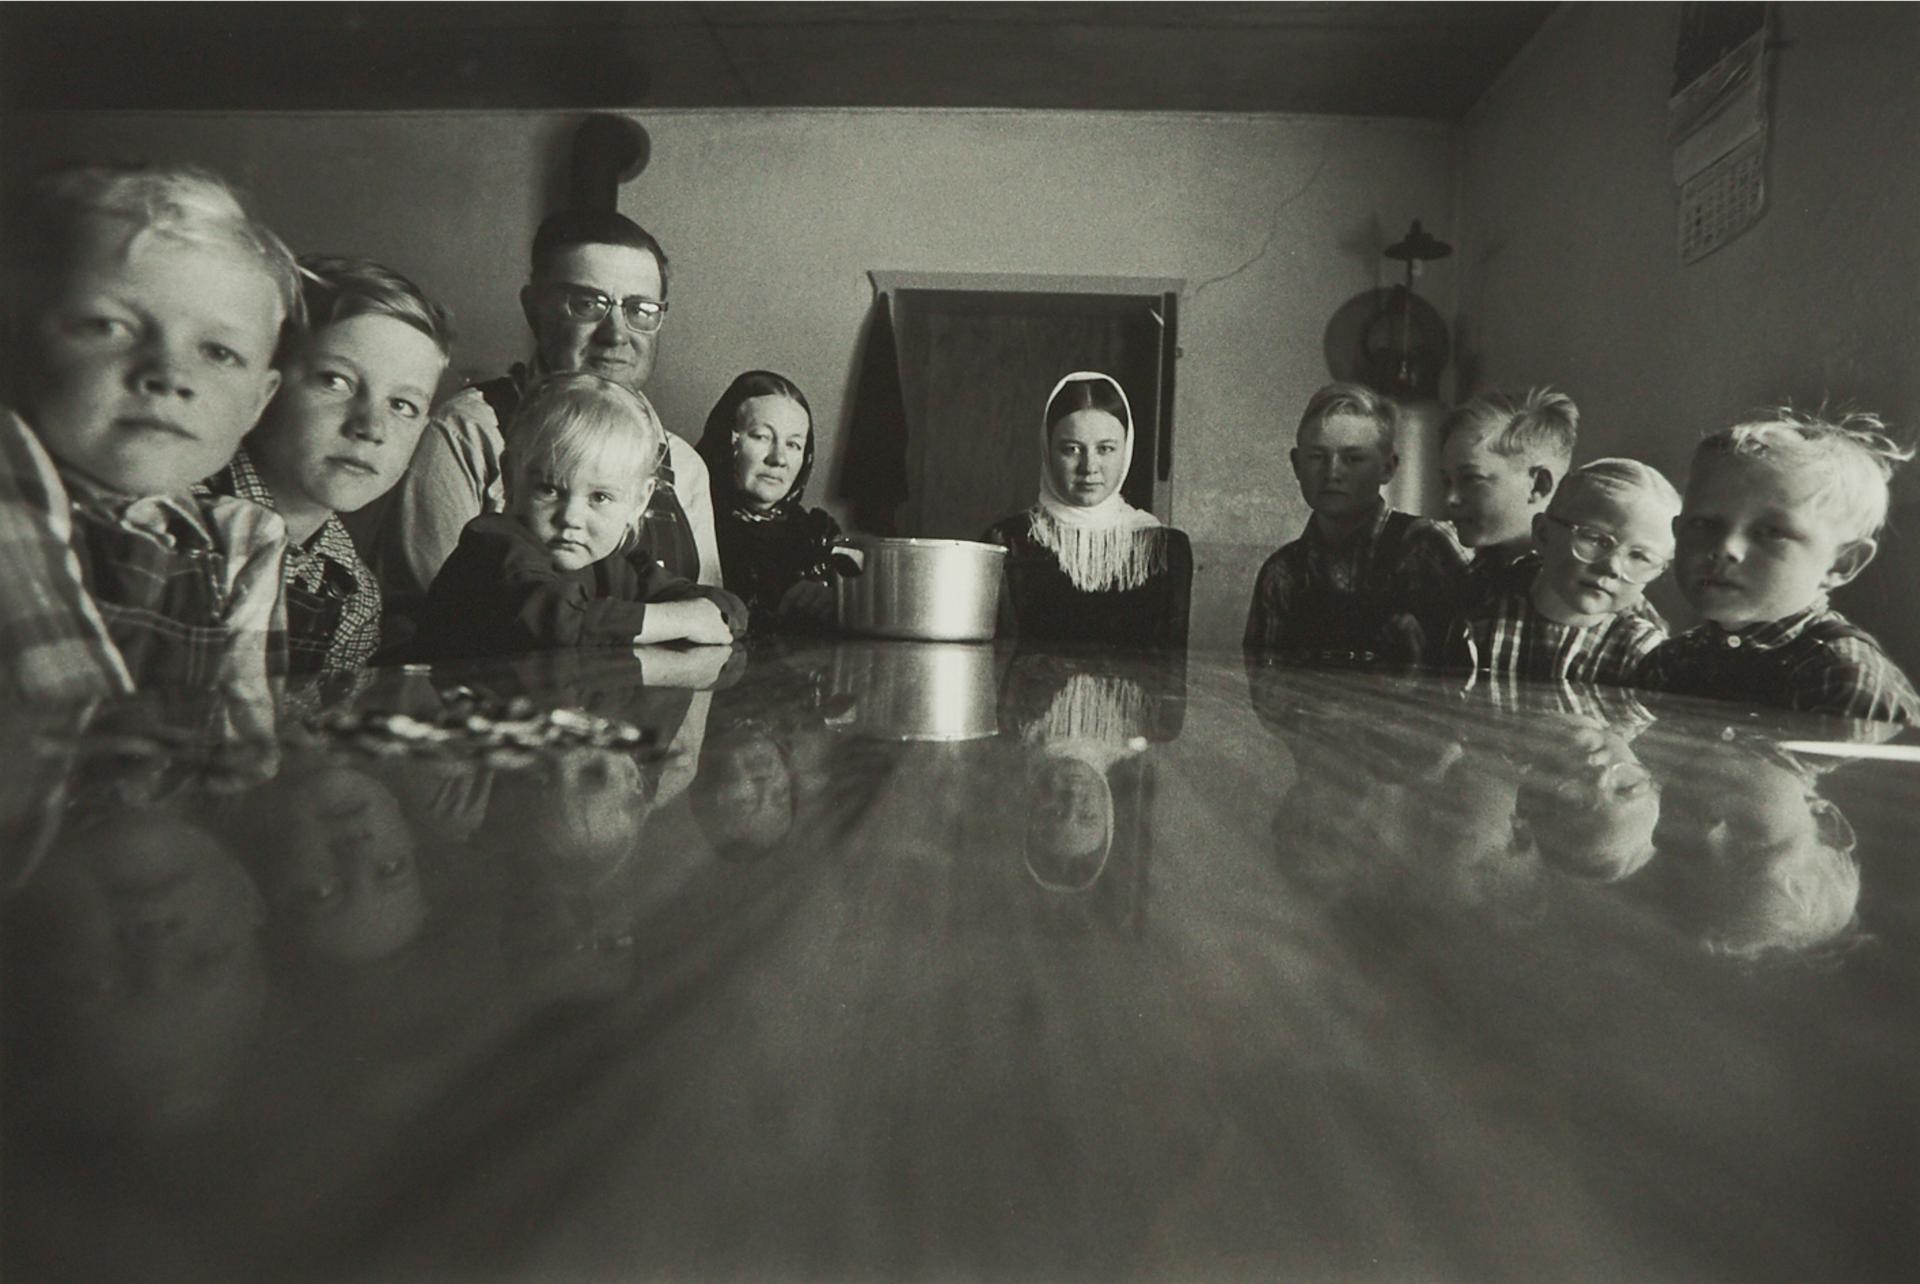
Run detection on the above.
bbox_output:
[833,536,1007,642]
[826,641,1001,741]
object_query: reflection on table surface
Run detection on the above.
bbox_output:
[4,641,1919,1283]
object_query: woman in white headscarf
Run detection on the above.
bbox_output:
[981,372,1192,648]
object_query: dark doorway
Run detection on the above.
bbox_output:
[886,285,1178,541]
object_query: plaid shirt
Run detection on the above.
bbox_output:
[0,408,132,700]
[1451,587,1666,689]
[203,447,379,676]
[1637,602,1920,724]
[1244,502,1470,656]
[0,406,287,702]
[1466,545,1541,603]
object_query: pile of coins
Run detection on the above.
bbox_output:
[307,686,655,765]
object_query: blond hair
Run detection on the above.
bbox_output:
[6,164,304,348]
[1551,456,1682,518]
[1694,407,1913,544]
[1297,381,1396,452]
[507,372,664,529]
[1441,386,1579,473]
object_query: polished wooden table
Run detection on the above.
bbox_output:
[4,641,1918,1282]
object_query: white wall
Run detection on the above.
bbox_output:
[12,107,1458,650]
[1456,4,1920,668]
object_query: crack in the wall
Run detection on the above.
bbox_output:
[1187,142,1333,304]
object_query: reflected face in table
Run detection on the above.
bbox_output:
[13,809,268,1135]
[489,749,651,874]
[257,763,424,965]
[693,731,795,862]
[1516,722,1660,883]
[1649,745,1858,957]
[1025,757,1111,889]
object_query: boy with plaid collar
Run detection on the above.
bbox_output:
[0,165,298,701]
[1638,409,1919,723]
[1244,382,1467,660]
[202,257,452,677]
[1449,458,1678,687]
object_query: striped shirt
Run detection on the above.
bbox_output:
[203,447,380,676]
[1637,602,1920,724]
[1451,587,1666,689]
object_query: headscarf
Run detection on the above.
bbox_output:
[1031,371,1164,593]
[694,370,816,520]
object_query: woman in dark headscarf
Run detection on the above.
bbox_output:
[695,371,845,634]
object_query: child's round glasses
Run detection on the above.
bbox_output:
[1542,513,1669,583]
[544,285,669,333]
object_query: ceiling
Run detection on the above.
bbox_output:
[2,2,1554,118]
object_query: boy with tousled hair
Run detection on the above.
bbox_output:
[1244,381,1467,658]
[1638,408,1919,722]
[1438,386,1581,600]
[202,255,454,677]
[0,163,300,700]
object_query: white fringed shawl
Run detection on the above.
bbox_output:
[1029,371,1165,593]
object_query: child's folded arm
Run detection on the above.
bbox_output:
[505,565,651,648]
[627,558,749,643]
[434,518,645,648]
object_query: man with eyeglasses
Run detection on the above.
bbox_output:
[374,210,721,627]
[1446,457,1680,687]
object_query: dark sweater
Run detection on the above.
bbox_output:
[981,515,1192,650]
[415,514,746,660]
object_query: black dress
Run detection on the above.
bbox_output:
[713,505,845,635]
[981,514,1193,650]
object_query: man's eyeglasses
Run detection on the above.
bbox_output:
[1542,512,1669,583]
[542,284,669,333]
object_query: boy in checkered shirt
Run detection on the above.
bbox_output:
[1637,409,1919,722]
[1447,458,1678,687]
[0,164,300,701]
[1243,381,1467,660]
[201,256,453,679]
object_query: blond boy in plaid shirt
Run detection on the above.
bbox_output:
[1,165,300,702]
[1638,410,1919,723]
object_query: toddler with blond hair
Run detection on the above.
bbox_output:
[414,372,745,658]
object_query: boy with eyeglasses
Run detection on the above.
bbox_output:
[1446,458,1679,686]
